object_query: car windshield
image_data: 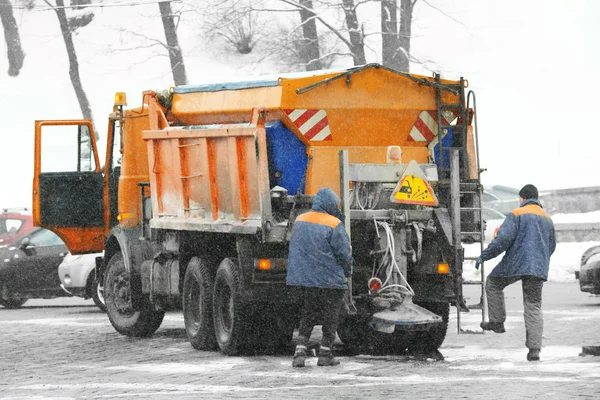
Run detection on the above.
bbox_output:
[28,229,64,247]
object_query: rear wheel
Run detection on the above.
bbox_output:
[0,295,27,309]
[183,257,218,350]
[407,302,450,353]
[213,258,248,355]
[0,282,27,308]
[338,314,369,353]
[105,252,164,337]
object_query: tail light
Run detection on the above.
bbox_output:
[368,277,382,293]
[437,263,449,274]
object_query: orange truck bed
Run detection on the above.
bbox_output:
[141,64,465,235]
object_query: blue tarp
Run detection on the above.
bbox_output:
[433,128,453,169]
[265,121,307,195]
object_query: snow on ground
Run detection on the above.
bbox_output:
[552,211,600,223]
[463,212,600,284]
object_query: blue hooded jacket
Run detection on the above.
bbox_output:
[286,188,352,289]
[481,198,556,280]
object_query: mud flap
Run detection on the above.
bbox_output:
[370,296,443,333]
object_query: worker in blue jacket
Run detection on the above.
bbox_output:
[476,184,556,362]
[287,187,352,368]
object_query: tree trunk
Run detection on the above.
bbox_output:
[158,1,187,86]
[53,0,93,122]
[381,0,413,72]
[298,0,322,71]
[397,0,413,73]
[341,0,366,65]
[381,0,400,70]
[0,0,25,76]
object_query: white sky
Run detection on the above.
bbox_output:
[1,0,599,209]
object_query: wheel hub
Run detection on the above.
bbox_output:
[111,274,132,314]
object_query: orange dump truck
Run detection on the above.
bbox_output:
[33,64,483,355]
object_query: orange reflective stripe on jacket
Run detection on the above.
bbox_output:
[512,204,552,219]
[295,211,341,229]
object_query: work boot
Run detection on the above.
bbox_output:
[480,321,506,333]
[317,346,340,367]
[527,349,540,362]
[292,345,307,368]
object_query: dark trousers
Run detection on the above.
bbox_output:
[296,287,345,349]
[485,275,544,350]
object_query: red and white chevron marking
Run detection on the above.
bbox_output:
[407,110,458,142]
[284,109,332,141]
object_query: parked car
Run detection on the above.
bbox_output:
[58,252,105,311]
[0,208,36,247]
[0,228,106,310]
[576,245,600,295]
[0,228,68,308]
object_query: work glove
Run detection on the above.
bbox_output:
[475,256,483,270]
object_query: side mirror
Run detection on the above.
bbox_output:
[19,237,31,249]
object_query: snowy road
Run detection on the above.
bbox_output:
[1,282,599,399]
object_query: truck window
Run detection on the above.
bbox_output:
[40,124,96,173]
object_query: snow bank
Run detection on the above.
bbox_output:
[464,240,600,284]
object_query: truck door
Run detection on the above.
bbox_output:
[33,120,105,254]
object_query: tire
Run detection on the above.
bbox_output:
[88,273,106,312]
[183,257,218,350]
[408,302,450,353]
[245,305,296,355]
[338,314,369,351]
[0,296,27,309]
[104,252,164,337]
[213,258,248,355]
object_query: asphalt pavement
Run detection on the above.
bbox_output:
[1,282,599,399]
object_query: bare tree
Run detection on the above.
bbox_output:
[341,0,365,65]
[200,0,260,55]
[0,0,25,76]
[381,0,415,72]
[159,1,187,85]
[296,0,322,70]
[46,0,94,122]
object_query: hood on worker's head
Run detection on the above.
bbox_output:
[312,188,341,216]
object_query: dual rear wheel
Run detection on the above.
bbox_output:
[184,257,295,356]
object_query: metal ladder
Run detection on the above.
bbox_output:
[433,75,487,334]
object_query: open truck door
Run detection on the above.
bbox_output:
[33,120,105,254]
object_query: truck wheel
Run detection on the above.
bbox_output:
[246,306,296,354]
[408,302,450,352]
[338,314,369,352]
[183,257,218,351]
[88,273,106,312]
[105,252,164,337]
[213,258,247,355]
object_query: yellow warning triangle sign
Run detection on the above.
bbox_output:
[390,160,438,206]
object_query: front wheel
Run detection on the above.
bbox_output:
[105,252,164,337]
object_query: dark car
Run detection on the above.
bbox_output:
[0,208,36,247]
[0,228,68,308]
[576,245,600,295]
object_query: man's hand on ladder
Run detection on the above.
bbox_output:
[475,256,483,270]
